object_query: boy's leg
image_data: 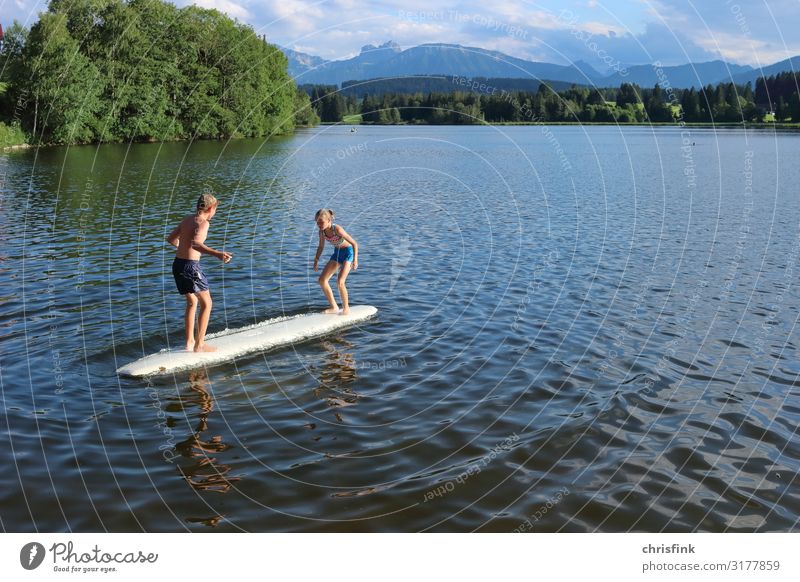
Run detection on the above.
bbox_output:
[318,260,340,313]
[337,262,352,314]
[184,293,198,351]
[194,290,217,352]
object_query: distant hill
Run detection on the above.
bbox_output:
[603,59,753,88]
[286,41,600,86]
[730,56,800,86]
[281,46,328,75]
[323,76,579,97]
[281,41,799,90]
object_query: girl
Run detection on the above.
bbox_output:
[313,209,359,314]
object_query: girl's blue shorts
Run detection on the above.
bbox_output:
[330,246,354,264]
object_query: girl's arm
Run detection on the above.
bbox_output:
[338,227,359,268]
[313,230,325,271]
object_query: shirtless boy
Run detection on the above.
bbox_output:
[166,193,232,352]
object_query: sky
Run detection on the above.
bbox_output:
[2,0,798,70]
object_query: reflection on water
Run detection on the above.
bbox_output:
[171,371,240,495]
[314,338,360,423]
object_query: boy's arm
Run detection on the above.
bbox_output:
[166,225,180,248]
[191,221,230,261]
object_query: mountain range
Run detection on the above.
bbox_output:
[281,41,798,89]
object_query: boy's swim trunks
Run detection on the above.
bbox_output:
[172,258,210,294]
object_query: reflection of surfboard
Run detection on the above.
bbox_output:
[117,305,378,377]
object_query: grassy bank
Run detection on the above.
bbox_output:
[0,123,28,148]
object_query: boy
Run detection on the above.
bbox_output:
[166,193,232,352]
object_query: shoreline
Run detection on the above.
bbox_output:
[5,121,798,150]
[0,127,319,150]
[327,121,800,129]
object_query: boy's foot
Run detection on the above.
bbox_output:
[194,343,218,353]
[341,307,350,315]
[323,307,340,314]
[185,341,196,351]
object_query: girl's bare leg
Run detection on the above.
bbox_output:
[318,261,340,313]
[337,262,352,315]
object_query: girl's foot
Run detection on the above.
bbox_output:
[185,341,195,351]
[194,343,218,353]
[323,306,340,314]
[341,307,350,315]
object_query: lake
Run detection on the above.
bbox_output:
[1,125,798,531]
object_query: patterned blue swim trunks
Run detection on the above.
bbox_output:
[172,258,209,294]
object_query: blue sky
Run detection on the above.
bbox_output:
[2,0,798,69]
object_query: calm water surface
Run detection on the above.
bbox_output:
[1,125,798,531]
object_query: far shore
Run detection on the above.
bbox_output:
[328,121,800,129]
[4,121,798,150]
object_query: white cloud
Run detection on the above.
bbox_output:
[693,29,798,68]
[269,0,325,21]
[192,0,252,21]
[580,21,627,36]
[648,0,800,64]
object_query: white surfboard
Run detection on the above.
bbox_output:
[117,305,378,377]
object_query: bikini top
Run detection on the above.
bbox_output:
[323,224,346,247]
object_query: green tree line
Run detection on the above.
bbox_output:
[304,78,800,125]
[305,85,359,122]
[755,72,800,119]
[335,76,573,98]
[0,0,318,145]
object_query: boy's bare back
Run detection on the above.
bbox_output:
[175,215,210,261]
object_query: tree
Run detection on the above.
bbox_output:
[309,86,345,122]
[544,94,563,120]
[680,88,701,121]
[587,89,605,105]
[616,83,641,106]
[22,11,103,143]
[776,96,789,121]
[293,88,319,126]
[789,92,800,122]
[360,94,380,123]
[713,83,727,113]
[646,85,672,122]
[5,0,297,143]
[0,21,29,123]
[593,106,615,122]
[742,82,754,103]
[754,77,769,106]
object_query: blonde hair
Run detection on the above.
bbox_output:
[315,208,335,222]
[197,193,218,211]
